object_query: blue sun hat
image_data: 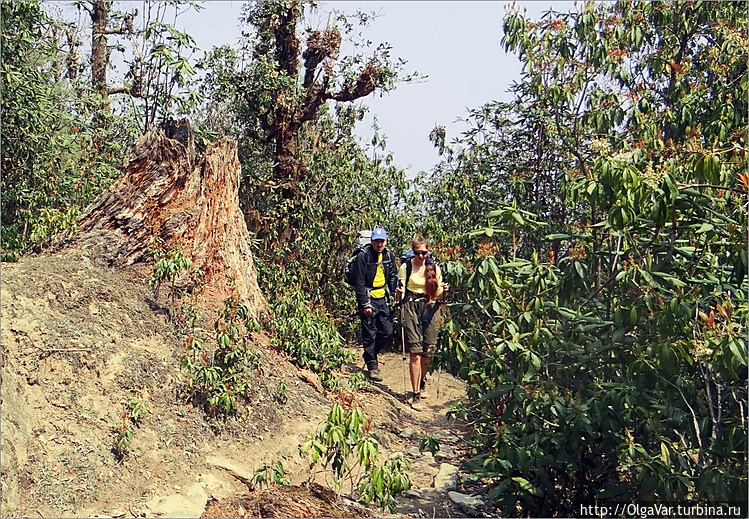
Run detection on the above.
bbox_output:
[371,227,388,240]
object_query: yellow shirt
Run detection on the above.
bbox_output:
[398,262,443,299]
[371,252,386,299]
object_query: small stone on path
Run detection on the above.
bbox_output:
[448,491,485,515]
[399,427,419,439]
[433,463,459,492]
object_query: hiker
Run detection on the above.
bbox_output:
[351,227,399,382]
[395,236,449,410]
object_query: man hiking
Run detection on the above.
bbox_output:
[351,227,398,381]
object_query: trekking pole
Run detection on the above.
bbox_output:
[400,304,408,398]
[435,296,449,399]
[436,364,442,398]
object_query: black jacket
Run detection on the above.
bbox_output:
[352,244,398,311]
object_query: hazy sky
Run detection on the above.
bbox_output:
[178,1,571,175]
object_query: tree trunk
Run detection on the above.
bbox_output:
[91,0,111,110]
[73,120,268,320]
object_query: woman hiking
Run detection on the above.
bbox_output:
[395,236,449,410]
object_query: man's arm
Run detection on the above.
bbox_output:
[353,248,371,312]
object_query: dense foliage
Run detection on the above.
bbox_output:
[1,1,124,259]
[426,1,748,515]
[3,1,746,516]
[1,0,203,260]
[269,288,354,389]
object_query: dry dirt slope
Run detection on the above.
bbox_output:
[1,248,484,518]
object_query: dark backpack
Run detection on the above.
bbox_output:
[343,230,372,287]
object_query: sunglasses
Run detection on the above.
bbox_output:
[413,250,429,257]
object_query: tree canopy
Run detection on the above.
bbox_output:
[1,1,746,516]
[420,1,747,514]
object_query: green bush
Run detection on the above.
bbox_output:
[439,239,747,516]
[1,2,130,260]
[421,2,748,515]
[181,294,262,416]
[113,389,146,460]
[251,461,291,490]
[299,403,411,512]
[270,289,353,389]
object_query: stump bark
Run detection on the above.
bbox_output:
[73,122,267,318]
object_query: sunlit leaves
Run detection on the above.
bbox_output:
[1,1,125,259]
[269,288,353,388]
[180,293,263,416]
[430,1,748,515]
[300,403,411,512]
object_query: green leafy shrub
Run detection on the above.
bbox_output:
[113,389,146,460]
[347,371,371,392]
[251,461,291,490]
[357,455,411,513]
[418,434,440,456]
[1,2,132,261]
[273,381,289,404]
[299,403,411,512]
[148,238,204,305]
[28,207,80,250]
[439,233,746,515]
[420,2,748,516]
[181,293,262,416]
[270,289,353,389]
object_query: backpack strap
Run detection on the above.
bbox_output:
[404,258,414,298]
[384,249,395,301]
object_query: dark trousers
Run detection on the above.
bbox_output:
[361,297,392,371]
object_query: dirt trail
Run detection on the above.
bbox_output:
[364,348,477,517]
[201,349,482,519]
[1,249,486,518]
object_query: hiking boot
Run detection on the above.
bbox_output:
[368,368,383,382]
[411,392,425,411]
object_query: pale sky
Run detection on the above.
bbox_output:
[178,1,572,175]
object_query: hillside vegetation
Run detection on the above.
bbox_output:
[1,247,479,517]
[1,1,747,517]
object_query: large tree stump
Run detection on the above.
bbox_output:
[73,121,267,319]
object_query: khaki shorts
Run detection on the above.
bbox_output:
[407,342,435,355]
[401,298,441,353]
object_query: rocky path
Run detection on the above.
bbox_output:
[367,350,487,518]
[202,349,490,518]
